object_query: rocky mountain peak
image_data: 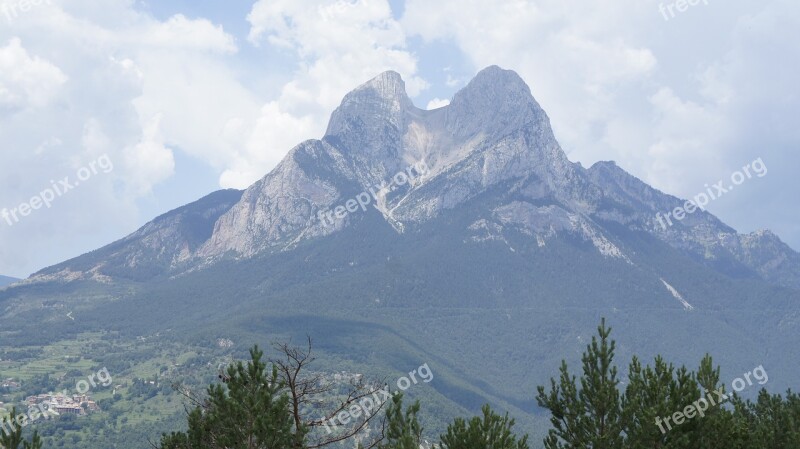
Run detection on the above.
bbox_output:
[324,70,413,154]
[360,70,407,100]
[444,65,549,141]
[457,65,533,101]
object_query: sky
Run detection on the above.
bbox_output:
[0,0,797,278]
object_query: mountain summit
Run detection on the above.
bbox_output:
[30,66,800,291]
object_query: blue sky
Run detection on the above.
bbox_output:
[0,0,798,277]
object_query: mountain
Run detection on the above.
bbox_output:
[28,66,800,290]
[0,275,18,287]
[1,66,798,443]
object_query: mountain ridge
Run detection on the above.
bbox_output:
[27,66,800,291]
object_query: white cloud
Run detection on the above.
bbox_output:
[445,74,461,88]
[0,38,67,110]
[220,101,315,188]
[0,1,246,275]
[426,97,450,110]
[142,14,237,53]
[247,0,427,100]
[123,113,176,195]
[644,87,730,193]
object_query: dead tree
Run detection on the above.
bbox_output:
[272,337,389,449]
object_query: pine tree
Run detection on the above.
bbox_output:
[378,393,422,449]
[692,354,738,448]
[536,318,623,449]
[535,319,800,449]
[0,408,43,449]
[157,345,301,449]
[734,389,800,449]
[622,355,699,449]
[440,404,529,449]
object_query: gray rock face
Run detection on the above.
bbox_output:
[584,161,799,287]
[199,141,346,257]
[31,189,243,282]
[205,66,595,249]
[31,66,800,290]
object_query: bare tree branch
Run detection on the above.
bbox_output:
[272,336,389,449]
